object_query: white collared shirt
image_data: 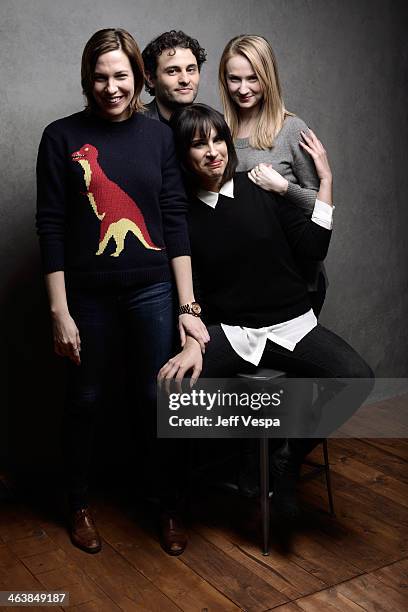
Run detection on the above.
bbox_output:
[196,179,334,365]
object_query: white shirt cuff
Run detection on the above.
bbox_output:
[312,199,334,230]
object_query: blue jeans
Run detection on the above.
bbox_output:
[63,281,175,508]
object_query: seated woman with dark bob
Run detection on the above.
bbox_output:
[159,103,374,518]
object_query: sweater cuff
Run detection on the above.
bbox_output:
[39,239,65,274]
[166,236,191,260]
[285,181,316,212]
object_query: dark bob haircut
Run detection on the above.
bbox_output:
[170,104,238,192]
[81,28,145,115]
[142,30,206,96]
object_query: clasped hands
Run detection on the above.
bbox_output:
[248,128,332,191]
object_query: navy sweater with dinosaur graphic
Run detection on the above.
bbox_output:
[36,111,191,288]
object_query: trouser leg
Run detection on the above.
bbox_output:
[63,288,116,510]
[200,324,255,376]
[121,282,183,506]
[261,323,374,449]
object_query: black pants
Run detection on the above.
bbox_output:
[201,323,372,379]
[201,323,374,445]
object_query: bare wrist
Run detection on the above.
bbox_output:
[50,307,69,318]
[320,175,333,185]
[185,336,200,348]
[279,179,289,195]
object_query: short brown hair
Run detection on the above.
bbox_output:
[81,28,145,115]
[170,104,238,193]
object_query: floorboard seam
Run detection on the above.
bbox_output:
[263,554,408,611]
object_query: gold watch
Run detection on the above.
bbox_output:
[178,301,202,317]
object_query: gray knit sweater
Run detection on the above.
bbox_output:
[235,115,326,290]
[235,115,319,213]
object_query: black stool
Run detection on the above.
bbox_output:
[238,368,335,555]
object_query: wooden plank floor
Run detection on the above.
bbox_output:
[1,434,407,611]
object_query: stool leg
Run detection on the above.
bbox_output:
[260,437,270,555]
[323,440,335,516]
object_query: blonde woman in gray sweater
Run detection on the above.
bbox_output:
[219,35,332,315]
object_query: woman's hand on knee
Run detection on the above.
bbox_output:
[51,311,81,366]
[178,314,210,353]
[248,163,288,195]
[158,337,202,390]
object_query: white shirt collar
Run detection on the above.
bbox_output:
[196,179,234,208]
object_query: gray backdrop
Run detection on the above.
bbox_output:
[1,0,407,466]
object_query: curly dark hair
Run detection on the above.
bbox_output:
[142,30,206,95]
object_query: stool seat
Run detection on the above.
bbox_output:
[238,368,286,381]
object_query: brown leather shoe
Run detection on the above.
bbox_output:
[159,511,187,556]
[69,507,102,554]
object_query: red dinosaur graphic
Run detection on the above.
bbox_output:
[71,144,162,256]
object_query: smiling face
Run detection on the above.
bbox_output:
[146,47,199,115]
[225,54,263,112]
[92,49,135,121]
[187,126,228,191]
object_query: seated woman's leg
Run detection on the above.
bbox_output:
[261,324,374,519]
[201,326,261,497]
[262,323,374,436]
[263,323,373,379]
[201,324,255,377]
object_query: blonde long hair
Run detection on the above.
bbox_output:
[219,35,293,149]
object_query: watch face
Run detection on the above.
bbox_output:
[191,302,201,315]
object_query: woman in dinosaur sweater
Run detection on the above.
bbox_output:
[36,28,208,557]
[159,104,374,520]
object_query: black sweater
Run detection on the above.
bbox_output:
[188,173,331,327]
[36,111,190,288]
